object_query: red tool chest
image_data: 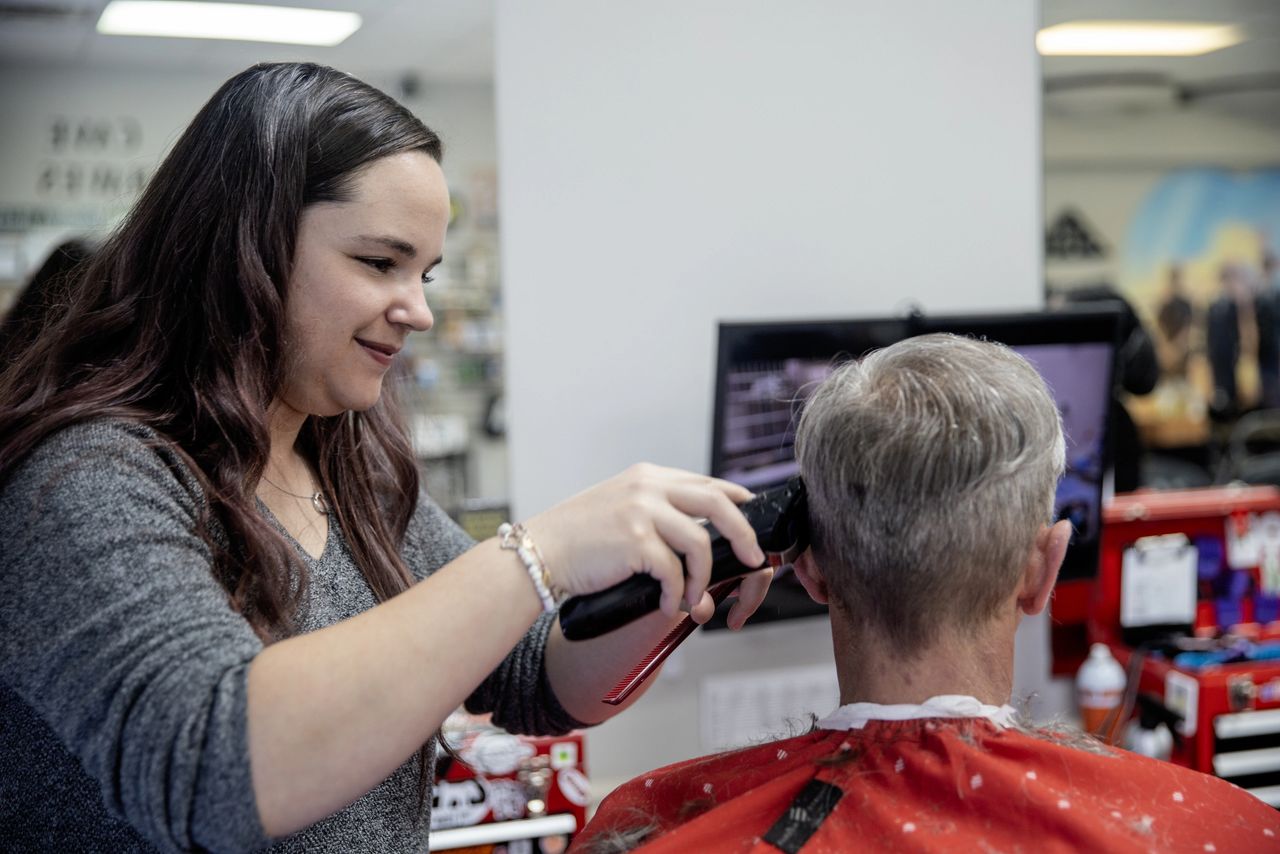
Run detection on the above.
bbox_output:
[1088,486,1280,807]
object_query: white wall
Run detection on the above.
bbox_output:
[495,0,1044,797]
[0,65,207,281]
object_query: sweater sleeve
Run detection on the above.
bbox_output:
[0,421,272,853]
[402,494,587,736]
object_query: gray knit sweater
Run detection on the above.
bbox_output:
[0,420,580,852]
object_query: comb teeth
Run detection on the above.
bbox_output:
[602,618,697,705]
[602,581,738,705]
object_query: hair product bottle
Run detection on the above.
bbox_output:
[1076,643,1126,740]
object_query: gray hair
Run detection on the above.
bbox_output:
[794,333,1066,655]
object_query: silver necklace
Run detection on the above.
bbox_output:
[261,474,329,515]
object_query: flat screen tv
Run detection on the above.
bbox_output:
[707,306,1124,629]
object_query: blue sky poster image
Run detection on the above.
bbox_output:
[1120,168,1280,447]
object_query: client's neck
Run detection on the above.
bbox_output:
[829,609,1017,708]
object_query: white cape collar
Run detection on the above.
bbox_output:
[815,694,1017,731]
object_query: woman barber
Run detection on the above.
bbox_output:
[0,63,772,853]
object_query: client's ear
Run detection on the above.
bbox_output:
[792,549,830,604]
[1018,519,1071,616]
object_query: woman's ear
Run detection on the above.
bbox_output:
[791,549,830,605]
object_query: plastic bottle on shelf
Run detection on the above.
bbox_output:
[1076,643,1126,741]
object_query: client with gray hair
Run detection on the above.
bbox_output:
[575,333,1276,854]
[793,332,1066,707]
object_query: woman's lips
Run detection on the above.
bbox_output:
[356,338,397,367]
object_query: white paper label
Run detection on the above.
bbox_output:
[486,779,528,821]
[1225,514,1260,569]
[460,732,535,776]
[431,778,491,829]
[1121,535,1197,628]
[550,741,578,771]
[1165,669,1198,737]
[557,767,591,807]
[1256,511,1280,594]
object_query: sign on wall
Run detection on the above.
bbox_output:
[38,115,149,200]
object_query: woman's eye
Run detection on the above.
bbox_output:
[358,257,394,273]
[421,272,436,285]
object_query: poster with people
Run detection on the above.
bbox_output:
[1118,168,1280,451]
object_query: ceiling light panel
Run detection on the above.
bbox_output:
[1037,21,1244,57]
[97,1,362,47]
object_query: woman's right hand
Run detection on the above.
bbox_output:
[523,463,766,622]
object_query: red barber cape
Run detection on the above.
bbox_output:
[574,717,1279,853]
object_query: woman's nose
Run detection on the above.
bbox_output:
[389,284,434,332]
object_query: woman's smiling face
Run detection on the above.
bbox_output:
[280,150,449,418]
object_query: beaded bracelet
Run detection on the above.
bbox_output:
[497,522,560,613]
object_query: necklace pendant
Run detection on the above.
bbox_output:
[310,492,328,515]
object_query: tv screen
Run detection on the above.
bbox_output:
[707,307,1123,628]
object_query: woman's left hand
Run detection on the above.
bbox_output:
[723,565,775,630]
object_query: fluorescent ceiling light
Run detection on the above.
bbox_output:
[1037,21,1244,56]
[97,1,361,47]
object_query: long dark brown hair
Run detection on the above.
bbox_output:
[0,62,442,639]
[0,238,96,369]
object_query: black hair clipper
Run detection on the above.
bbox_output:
[558,476,809,643]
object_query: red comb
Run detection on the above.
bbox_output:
[602,580,738,705]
